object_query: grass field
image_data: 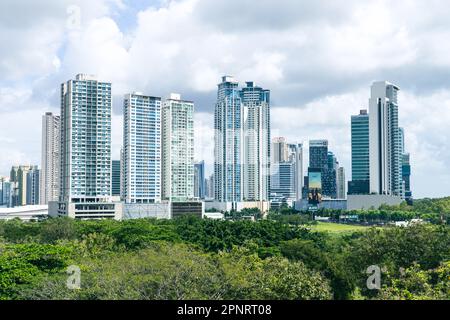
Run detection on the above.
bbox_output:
[309,222,368,234]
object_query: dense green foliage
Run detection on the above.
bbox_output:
[0,215,448,300]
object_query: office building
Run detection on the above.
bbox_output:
[369,81,402,196]
[349,109,370,195]
[162,93,195,202]
[270,139,303,206]
[194,161,206,199]
[40,112,60,204]
[54,74,121,219]
[123,92,162,204]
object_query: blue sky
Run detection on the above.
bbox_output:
[1,0,450,198]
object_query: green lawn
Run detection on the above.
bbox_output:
[309,222,368,234]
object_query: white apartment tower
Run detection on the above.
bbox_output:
[55,74,122,219]
[369,81,402,196]
[123,93,162,204]
[242,82,271,201]
[40,112,60,204]
[162,93,195,202]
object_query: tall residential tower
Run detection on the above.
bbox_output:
[40,112,60,204]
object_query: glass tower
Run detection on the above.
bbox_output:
[214,76,243,202]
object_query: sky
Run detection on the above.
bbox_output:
[1,0,450,199]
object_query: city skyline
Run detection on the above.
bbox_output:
[1,0,450,198]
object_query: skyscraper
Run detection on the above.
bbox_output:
[272,137,289,163]
[57,74,121,219]
[10,165,36,206]
[194,161,206,199]
[26,168,40,205]
[241,81,270,201]
[123,93,162,204]
[309,140,330,198]
[40,112,60,204]
[287,143,303,201]
[309,140,328,170]
[162,93,195,202]
[214,76,271,204]
[369,81,402,196]
[111,160,121,197]
[324,151,338,199]
[349,109,370,195]
[214,76,243,202]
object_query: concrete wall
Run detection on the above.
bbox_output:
[347,194,402,210]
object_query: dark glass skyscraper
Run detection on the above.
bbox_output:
[349,109,370,195]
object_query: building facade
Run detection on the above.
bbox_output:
[214,76,243,202]
[194,160,206,199]
[241,81,270,201]
[40,112,60,204]
[123,93,162,204]
[337,166,346,199]
[56,74,121,219]
[369,81,402,196]
[349,109,370,195]
[162,94,195,202]
[111,160,121,197]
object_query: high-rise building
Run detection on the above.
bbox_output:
[272,137,289,163]
[162,93,195,202]
[214,76,243,202]
[349,109,370,195]
[194,161,206,199]
[1,177,14,208]
[369,81,402,196]
[270,140,303,206]
[309,140,332,198]
[337,167,346,199]
[241,81,270,201]
[111,160,121,197]
[214,76,271,205]
[123,93,162,204]
[287,143,303,201]
[324,151,338,199]
[56,74,121,219]
[10,165,36,206]
[40,112,60,204]
[26,168,40,205]
[205,174,214,199]
[309,140,328,170]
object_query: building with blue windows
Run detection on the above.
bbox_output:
[214,76,243,203]
[348,109,370,195]
[111,160,121,197]
[194,160,206,199]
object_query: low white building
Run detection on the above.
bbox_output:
[0,205,48,221]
